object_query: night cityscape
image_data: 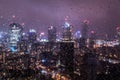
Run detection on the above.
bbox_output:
[0,0,120,80]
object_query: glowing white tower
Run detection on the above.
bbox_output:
[9,23,23,52]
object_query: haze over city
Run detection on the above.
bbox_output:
[0,0,120,38]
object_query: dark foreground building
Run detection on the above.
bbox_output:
[60,42,74,78]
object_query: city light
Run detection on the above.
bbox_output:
[0,1,119,80]
[42,59,46,63]
[74,31,82,39]
[12,15,16,18]
[64,22,70,28]
[29,29,36,33]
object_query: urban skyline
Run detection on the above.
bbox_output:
[0,0,120,38]
[0,0,120,80]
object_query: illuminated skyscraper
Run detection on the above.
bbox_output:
[0,32,8,44]
[9,23,23,52]
[39,32,46,42]
[28,29,37,52]
[48,26,56,42]
[74,31,82,39]
[62,22,73,41]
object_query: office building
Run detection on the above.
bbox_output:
[9,23,23,52]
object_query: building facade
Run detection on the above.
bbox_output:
[9,23,23,52]
[62,22,73,41]
[48,26,56,42]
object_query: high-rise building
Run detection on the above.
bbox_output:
[90,30,96,40]
[48,26,56,42]
[17,33,28,52]
[21,33,28,41]
[17,39,28,52]
[74,31,82,39]
[39,32,47,42]
[60,42,74,78]
[81,20,89,39]
[78,38,86,49]
[0,32,8,48]
[62,22,73,41]
[116,27,120,40]
[9,23,23,52]
[79,20,89,48]
[40,51,53,67]
[48,26,57,51]
[28,29,37,43]
[81,52,97,80]
[89,30,96,48]
[27,29,37,52]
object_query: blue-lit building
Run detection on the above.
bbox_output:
[74,31,82,39]
[8,23,23,52]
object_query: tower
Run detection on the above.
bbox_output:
[79,20,89,48]
[89,30,96,48]
[81,52,97,80]
[81,20,89,39]
[28,29,37,52]
[74,31,82,39]
[17,39,28,52]
[60,42,74,78]
[9,23,23,52]
[62,22,73,41]
[17,33,28,52]
[116,27,120,40]
[28,29,37,43]
[48,26,56,42]
[90,30,96,40]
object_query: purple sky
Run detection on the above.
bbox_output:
[0,0,120,37]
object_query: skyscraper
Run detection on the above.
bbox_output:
[62,22,73,41]
[79,20,89,48]
[17,39,28,52]
[9,23,23,52]
[116,27,120,40]
[81,20,89,39]
[17,33,28,52]
[60,42,74,78]
[81,52,97,80]
[89,30,96,48]
[48,26,56,42]
[27,29,37,52]
[28,29,37,43]
[74,31,82,39]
